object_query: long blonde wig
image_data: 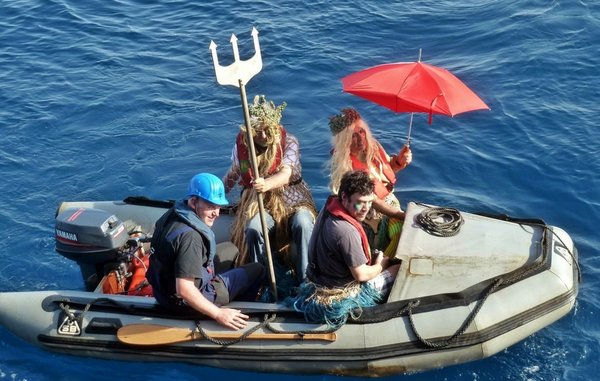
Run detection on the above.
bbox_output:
[329,117,380,194]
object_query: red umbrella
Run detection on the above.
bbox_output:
[342,52,489,143]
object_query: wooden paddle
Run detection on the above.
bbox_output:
[117,324,337,346]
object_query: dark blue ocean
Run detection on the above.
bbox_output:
[0,1,597,380]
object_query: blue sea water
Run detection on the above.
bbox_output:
[0,0,598,380]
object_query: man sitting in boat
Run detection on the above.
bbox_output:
[306,170,400,299]
[146,173,265,330]
[222,95,317,286]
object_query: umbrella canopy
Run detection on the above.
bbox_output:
[342,61,489,124]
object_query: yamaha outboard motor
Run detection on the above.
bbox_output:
[55,208,128,290]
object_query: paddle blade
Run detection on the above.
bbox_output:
[118,324,196,345]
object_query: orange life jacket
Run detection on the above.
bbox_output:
[126,252,153,296]
[350,144,396,199]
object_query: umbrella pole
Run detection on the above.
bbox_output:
[405,48,420,147]
[406,112,414,147]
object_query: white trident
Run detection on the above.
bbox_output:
[209,27,262,88]
[209,28,278,301]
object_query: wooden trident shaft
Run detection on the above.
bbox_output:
[209,28,278,301]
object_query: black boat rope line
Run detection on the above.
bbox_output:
[405,224,567,349]
[195,313,341,346]
[195,314,274,346]
[407,277,503,349]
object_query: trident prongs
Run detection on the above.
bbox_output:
[209,27,263,88]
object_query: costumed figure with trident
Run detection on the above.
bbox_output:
[210,29,316,301]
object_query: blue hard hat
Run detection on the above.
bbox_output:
[187,173,229,206]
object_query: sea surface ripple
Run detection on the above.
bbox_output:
[0,1,598,380]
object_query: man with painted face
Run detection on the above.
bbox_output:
[147,173,265,330]
[306,170,400,299]
[223,95,317,286]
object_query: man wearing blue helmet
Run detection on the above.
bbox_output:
[147,173,265,330]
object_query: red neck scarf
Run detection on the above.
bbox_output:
[236,128,287,188]
[325,195,371,263]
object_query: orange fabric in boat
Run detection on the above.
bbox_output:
[102,270,127,294]
[127,252,153,296]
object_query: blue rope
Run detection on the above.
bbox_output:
[284,282,382,327]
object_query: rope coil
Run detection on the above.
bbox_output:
[415,207,464,237]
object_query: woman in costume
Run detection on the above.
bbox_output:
[328,107,412,257]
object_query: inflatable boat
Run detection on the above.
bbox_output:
[0,196,579,377]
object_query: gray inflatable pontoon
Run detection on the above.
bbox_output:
[0,197,579,377]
